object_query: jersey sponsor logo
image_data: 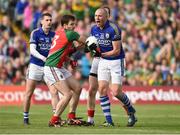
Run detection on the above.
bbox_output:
[39,38,44,40]
[38,43,51,50]
[1,85,180,106]
[38,38,52,50]
[98,39,111,46]
[126,89,180,104]
[95,33,111,47]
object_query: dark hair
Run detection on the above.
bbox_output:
[41,12,52,19]
[61,15,75,26]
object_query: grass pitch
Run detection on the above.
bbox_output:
[0,104,180,134]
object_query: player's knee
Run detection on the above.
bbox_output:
[89,84,97,91]
[112,89,123,97]
[74,85,82,95]
[51,92,58,98]
[24,90,34,99]
[77,87,82,95]
[65,91,73,99]
[50,89,58,97]
[98,86,108,96]
[111,84,122,97]
[89,87,97,97]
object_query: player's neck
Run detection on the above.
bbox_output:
[99,21,107,30]
[42,27,50,35]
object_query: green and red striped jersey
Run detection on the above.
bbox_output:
[45,28,80,68]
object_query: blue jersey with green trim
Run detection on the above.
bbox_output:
[91,20,125,60]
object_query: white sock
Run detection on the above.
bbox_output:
[88,116,94,123]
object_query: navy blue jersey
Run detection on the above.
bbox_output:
[91,20,125,60]
[29,27,55,66]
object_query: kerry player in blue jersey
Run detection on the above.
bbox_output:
[90,8,137,127]
[86,7,132,126]
[23,13,57,125]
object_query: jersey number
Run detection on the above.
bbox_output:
[51,35,59,49]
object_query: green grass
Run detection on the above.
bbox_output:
[0,104,180,134]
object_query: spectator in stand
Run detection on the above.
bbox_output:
[23,0,34,32]
[12,69,25,85]
[15,0,29,27]
[72,0,86,20]
[0,15,15,37]
[88,0,102,22]
[0,0,179,86]
[79,53,91,79]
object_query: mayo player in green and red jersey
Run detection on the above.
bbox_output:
[44,14,86,127]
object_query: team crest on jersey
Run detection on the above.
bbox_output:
[105,33,110,39]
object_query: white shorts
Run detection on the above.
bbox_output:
[90,57,100,75]
[98,58,125,84]
[44,66,72,85]
[26,63,44,81]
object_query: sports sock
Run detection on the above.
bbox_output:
[115,92,134,114]
[87,109,95,123]
[23,112,29,120]
[100,96,113,124]
[52,109,56,113]
[68,112,76,119]
[51,115,59,123]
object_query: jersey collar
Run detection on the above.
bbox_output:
[97,20,110,30]
[39,27,50,35]
[104,20,110,28]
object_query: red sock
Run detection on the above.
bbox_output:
[51,115,59,123]
[88,109,95,117]
[68,112,75,119]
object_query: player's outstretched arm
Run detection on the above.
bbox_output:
[30,43,46,62]
[76,35,87,47]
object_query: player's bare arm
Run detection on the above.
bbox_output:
[101,40,121,57]
[76,35,87,47]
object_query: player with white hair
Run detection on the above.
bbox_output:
[87,8,137,127]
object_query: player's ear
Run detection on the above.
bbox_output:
[38,19,42,27]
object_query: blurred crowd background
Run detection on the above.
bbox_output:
[0,0,179,86]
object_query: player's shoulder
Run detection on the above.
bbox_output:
[91,24,98,30]
[65,29,80,41]
[30,28,40,36]
[66,29,78,36]
[91,24,99,34]
[109,21,121,34]
[49,30,55,36]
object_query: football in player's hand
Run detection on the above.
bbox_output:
[85,36,101,57]
[85,36,98,51]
